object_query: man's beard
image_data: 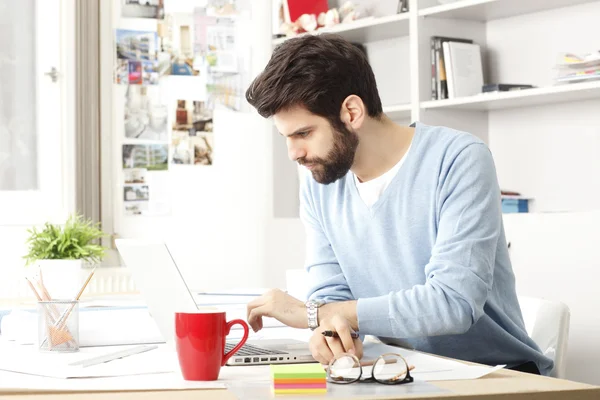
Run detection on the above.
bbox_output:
[299,125,359,185]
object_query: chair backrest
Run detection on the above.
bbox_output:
[517,295,570,378]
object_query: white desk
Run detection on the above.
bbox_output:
[2,367,600,400]
[2,297,599,399]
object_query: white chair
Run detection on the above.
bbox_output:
[518,295,570,378]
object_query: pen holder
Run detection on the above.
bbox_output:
[37,300,80,352]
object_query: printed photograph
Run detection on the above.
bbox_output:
[123,144,169,171]
[115,59,129,84]
[116,29,158,61]
[170,130,193,165]
[142,60,159,84]
[157,15,201,76]
[124,201,148,216]
[206,0,241,17]
[128,60,143,84]
[192,133,214,165]
[123,168,147,184]
[124,185,150,202]
[124,85,168,141]
[121,0,165,19]
[170,130,214,166]
[173,99,213,132]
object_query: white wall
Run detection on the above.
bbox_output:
[486,1,600,213]
[504,211,600,385]
[0,228,32,298]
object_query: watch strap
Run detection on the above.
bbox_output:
[306,300,320,330]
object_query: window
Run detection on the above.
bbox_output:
[0,0,73,226]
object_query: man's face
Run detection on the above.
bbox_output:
[274,106,359,185]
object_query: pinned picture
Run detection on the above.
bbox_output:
[173,100,213,132]
[116,29,158,61]
[192,133,214,165]
[157,16,202,76]
[206,0,240,17]
[121,0,165,20]
[115,60,129,84]
[124,85,168,141]
[124,201,148,216]
[170,130,214,166]
[123,168,147,184]
[170,131,193,165]
[123,144,168,171]
[128,61,143,84]
[142,60,159,84]
[124,185,150,202]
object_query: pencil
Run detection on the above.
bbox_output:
[40,267,97,348]
[322,330,359,339]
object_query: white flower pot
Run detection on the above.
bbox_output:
[36,260,84,300]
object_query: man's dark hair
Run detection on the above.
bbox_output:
[245,34,383,129]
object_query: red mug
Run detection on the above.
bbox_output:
[175,311,249,381]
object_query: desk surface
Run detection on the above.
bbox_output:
[4,368,600,400]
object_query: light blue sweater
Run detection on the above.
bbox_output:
[300,122,553,375]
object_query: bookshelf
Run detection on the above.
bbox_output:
[418,0,597,21]
[272,13,410,46]
[270,0,600,216]
[420,80,600,111]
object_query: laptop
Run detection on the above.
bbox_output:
[115,239,315,366]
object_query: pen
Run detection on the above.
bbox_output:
[322,330,359,339]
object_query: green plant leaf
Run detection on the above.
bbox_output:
[23,213,108,265]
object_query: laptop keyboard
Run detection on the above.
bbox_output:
[225,342,287,356]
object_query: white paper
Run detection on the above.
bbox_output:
[362,342,504,381]
[0,342,178,379]
[0,370,225,393]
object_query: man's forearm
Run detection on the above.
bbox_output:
[319,300,358,331]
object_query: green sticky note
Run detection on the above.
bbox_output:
[270,363,326,379]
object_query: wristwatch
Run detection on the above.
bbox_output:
[305,299,324,330]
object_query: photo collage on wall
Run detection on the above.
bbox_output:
[116,0,168,216]
[115,0,248,215]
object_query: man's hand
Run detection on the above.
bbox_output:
[309,315,363,365]
[246,289,307,332]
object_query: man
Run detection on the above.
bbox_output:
[245,34,552,375]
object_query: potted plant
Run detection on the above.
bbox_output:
[24,214,107,299]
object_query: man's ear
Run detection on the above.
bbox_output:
[340,95,366,130]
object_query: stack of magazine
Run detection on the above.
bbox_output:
[554,51,600,83]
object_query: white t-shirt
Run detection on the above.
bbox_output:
[353,142,412,208]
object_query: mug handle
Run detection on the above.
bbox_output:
[222,319,249,366]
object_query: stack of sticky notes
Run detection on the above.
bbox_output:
[270,363,327,395]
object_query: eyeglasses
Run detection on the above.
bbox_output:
[326,352,414,385]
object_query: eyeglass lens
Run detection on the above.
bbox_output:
[327,354,361,383]
[373,354,408,383]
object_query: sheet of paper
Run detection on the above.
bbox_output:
[0,370,225,393]
[362,342,504,381]
[0,342,178,379]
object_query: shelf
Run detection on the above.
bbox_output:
[272,13,410,46]
[420,80,600,111]
[383,103,412,119]
[419,0,597,21]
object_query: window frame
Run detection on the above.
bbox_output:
[0,0,75,226]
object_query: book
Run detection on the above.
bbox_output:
[431,36,473,100]
[444,41,484,98]
[482,84,535,92]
